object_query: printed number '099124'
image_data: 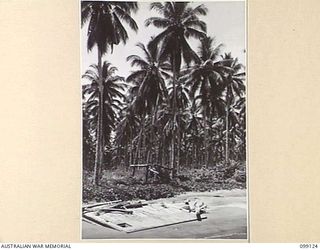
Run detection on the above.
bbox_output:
[300,244,318,248]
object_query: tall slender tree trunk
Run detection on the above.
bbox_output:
[136,115,145,164]
[143,117,147,162]
[171,56,177,178]
[225,84,230,166]
[158,139,162,165]
[204,107,210,168]
[149,98,158,164]
[135,135,140,164]
[161,133,165,166]
[93,113,101,185]
[93,49,104,186]
[177,132,181,173]
[129,131,133,167]
[194,141,197,168]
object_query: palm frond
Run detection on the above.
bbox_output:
[185,27,207,40]
[149,2,165,14]
[114,6,138,32]
[81,2,92,27]
[184,19,207,32]
[126,70,146,83]
[145,17,171,28]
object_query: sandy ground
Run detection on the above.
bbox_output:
[82,189,247,240]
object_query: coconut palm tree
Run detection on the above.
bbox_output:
[183,36,229,167]
[126,41,170,114]
[114,101,140,168]
[168,77,190,112]
[82,61,125,183]
[231,96,246,161]
[81,2,138,54]
[145,2,207,175]
[167,77,190,170]
[156,98,175,166]
[81,1,138,184]
[226,100,244,162]
[184,99,203,167]
[82,84,96,172]
[221,53,245,165]
[126,40,170,164]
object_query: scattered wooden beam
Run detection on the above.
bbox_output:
[82,217,98,225]
[84,202,208,233]
[126,216,208,233]
[83,213,127,232]
[130,164,150,167]
[124,203,148,209]
[148,168,159,175]
[100,208,133,214]
[82,200,122,210]
[112,201,148,209]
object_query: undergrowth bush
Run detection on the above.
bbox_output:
[82,162,246,203]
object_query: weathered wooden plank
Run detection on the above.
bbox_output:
[82,200,122,210]
[130,164,150,168]
[82,217,98,225]
[148,168,159,175]
[100,208,134,214]
[83,213,128,232]
[84,202,208,233]
[126,216,208,233]
[111,200,147,209]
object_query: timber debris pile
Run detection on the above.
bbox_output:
[83,199,208,233]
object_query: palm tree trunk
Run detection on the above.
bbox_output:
[171,56,177,178]
[225,85,230,166]
[149,98,158,164]
[177,132,180,173]
[93,49,103,186]
[134,131,140,164]
[136,115,145,164]
[204,107,209,168]
[143,117,147,162]
[161,133,165,166]
[129,131,133,167]
[93,111,100,185]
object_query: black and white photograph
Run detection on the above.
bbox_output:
[81,0,247,239]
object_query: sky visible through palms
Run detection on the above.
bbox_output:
[81,1,245,84]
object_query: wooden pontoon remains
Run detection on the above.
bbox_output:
[83,200,207,233]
